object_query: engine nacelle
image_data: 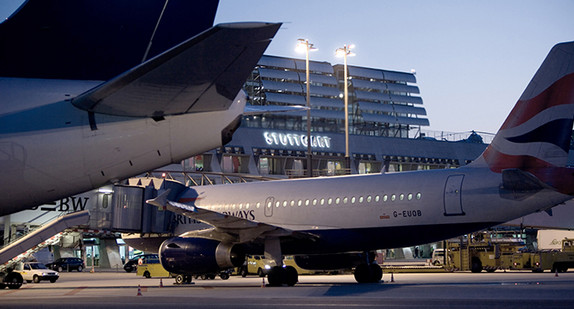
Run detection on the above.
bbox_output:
[294,253,366,270]
[159,237,245,274]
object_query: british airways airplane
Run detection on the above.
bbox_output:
[148,41,574,286]
[0,0,281,215]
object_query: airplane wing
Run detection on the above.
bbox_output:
[72,22,281,118]
[147,190,316,243]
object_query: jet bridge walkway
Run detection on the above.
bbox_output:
[0,210,90,272]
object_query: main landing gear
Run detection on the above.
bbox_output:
[353,252,383,283]
[264,237,298,287]
[267,265,298,287]
[353,263,383,283]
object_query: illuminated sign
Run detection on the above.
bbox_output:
[263,132,332,149]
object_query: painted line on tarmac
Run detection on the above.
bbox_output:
[65,287,86,296]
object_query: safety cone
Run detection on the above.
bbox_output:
[90,266,95,273]
[159,278,163,287]
[555,269,559,277]
[261,277,266,288]
[390,272,395,283]
[137,284,143,296]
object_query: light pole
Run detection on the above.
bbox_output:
[296,39,317,177]
[336,44,355,174]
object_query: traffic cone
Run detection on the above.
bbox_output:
[159,278,163,287]
[137,284,143,296]
[555,269,559,277]
[261,277,266,288]
[90,266,95,273]
[390,272,395,283]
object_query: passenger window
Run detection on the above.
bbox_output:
[313,199,318,206]
[416,192,422,200]
[320,198,325,205]
[335,197,340,204]
[298,200,302,206]
[383,195,388,202]
[399,194,404,201]
[351,196,356,203]
[359,196,364,203]
[375,195,380,202]
[367,195,372,203]
[391,194,396,202]
[407,193,413,201]
[328,198,333,205]
[343,197,348,204]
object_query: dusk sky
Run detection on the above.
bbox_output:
[2,0,573,135]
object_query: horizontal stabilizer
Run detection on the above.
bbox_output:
[243,104,309,116]
[72,22,281,118]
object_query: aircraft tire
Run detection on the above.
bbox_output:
[369,264,382,282]
[353,264,370,283]
[267,266,285,286]
[175,274,184,284]
[3,272,23,289]
[284,266,298,286]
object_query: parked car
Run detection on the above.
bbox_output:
[15,262,59,283]
[46,257,85,272]
[124,254,158,273]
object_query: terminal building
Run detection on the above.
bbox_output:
[183,55,488,180]
[2,55,572,270]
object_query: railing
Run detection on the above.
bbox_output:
[145,170,282,186]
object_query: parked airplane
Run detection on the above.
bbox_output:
[0,0,281,216]
[148,41,574,286]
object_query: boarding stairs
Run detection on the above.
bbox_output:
[0,210,89,272]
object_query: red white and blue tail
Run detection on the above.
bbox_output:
[472,42,574,174]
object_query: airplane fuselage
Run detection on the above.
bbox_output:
[185,167,571,254]
[0,77,245,215]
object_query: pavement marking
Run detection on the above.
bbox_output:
[64,286,87,296]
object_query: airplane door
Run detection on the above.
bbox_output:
[444,175,465,216]
[264,197,274,217]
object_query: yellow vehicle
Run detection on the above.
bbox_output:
[512,238,574,273]
[444,232,524,272]
[136,256,171,278]
[240,255,316,277]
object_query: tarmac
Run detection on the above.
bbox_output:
[1,269,573,308]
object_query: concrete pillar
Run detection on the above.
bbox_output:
[98,238,123,270]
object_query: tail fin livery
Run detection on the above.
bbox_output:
[473,42,574,173]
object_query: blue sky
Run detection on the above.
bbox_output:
[2,0,573,134]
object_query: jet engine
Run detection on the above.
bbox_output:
[159,237,245,274]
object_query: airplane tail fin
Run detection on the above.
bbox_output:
[471,42,574,173]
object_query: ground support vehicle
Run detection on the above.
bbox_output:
[0,269,23,289]
[441,233,525,272]
[240,255,318,277]
[511,238,574,273]
[136,256,171,278]
[14,262,59,283]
